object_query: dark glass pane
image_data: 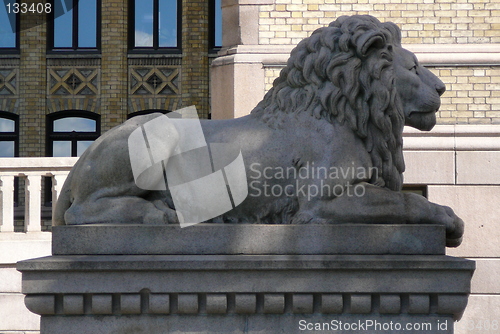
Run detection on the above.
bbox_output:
[0,141,14,157]
[159,0,177,47]
[0,118,15,132]
[77,141,93,156]
[54,0,73,48]
[53,141,72,157]
[53,117,96,132]
[78,0,97,47]
[215,0,222,47]
[135,0,153,47]
[0,1,16,48]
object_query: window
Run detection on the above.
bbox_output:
[49,0,100,51]
[0,112,19,207]
[47,111,100,157]
[0,1,18,51]
[210,0,222,50]
[130,0,181,51]
[0,111,18,157]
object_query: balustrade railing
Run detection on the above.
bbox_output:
[0,157,78,233]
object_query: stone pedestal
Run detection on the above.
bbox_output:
[17,225,475,334]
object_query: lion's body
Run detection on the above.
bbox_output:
[55,111,370,225]
[54,15,464,246]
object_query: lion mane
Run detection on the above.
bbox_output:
[251,15,406,191]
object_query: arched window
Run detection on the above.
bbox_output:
[0,111,18,157]
[47,111,100,157]
[48,0,100,51]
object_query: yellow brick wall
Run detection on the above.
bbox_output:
[181,0,210,118]
[100,0,129,131]
[431,67,500,124]
[264,65,500,124]
[259,0,500,45]
[18,1,46,157]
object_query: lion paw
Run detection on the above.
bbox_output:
[433,205,464,247]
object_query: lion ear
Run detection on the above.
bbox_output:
[358,32,385,57]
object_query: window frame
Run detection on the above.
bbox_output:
[0,111,19,206]
[209,0,222,52]
[128,0,182,54]
[0,1,20,53]
[47,0,101,53]
[0,111,19,157]
[46,110,101,157]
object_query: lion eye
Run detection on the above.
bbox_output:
[409,65,418,73]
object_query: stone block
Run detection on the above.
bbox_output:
[92,295,113,315]
[51,224,446,256]
[63,295,84,315]
[428,186,500,257]
[120,294,141,314]
[380,294,401,314]
[0,294,41,331]
[292,294,313,314]
[263,294,285,313]
[321,294,343,313]
[350,294,371,313]
[403,151,455,184]
[206,294,227,314]
[470,259,500,294]
[456,151,500,185]
[234,294,256,314]
[177,294,198,314]
[149,294,170,314]
[408,294,430,314]
[456,295,500,334]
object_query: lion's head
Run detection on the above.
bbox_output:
[251,15,445,192]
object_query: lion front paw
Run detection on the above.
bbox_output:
[433,205,464,247]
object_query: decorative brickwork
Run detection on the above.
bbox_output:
[181,0,210,118]
[259,0,500,45]
[100,0,128,131]
[18,1,46,157]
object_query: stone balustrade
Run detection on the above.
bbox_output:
[0,157,78,233]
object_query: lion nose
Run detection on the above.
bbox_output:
[436,82,446,96]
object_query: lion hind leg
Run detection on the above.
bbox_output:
[64,196,176,225]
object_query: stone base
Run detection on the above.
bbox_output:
[19,254,473,334]
[17,225,474,334]
[51,224,446,255]
[41,314,455,334]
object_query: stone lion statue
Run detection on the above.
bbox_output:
[54,15,463,247]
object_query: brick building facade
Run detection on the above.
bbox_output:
[0,0,219,159]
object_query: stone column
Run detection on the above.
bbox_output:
[100,0,128,131]
[210,0,271,119]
